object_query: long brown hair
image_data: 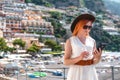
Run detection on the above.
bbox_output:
[72,20,89,36]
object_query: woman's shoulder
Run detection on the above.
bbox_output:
[66,36,77,43]
[88,36,96,42]
[69,36,77,40]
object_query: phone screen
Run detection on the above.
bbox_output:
[97,43,107,51]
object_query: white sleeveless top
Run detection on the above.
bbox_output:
[67,36,98,80]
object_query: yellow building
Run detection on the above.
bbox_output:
[0,29,3,37]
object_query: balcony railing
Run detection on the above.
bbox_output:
[0,66,120,80]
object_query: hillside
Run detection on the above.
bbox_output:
[103,0,120,16]
[24,0,120,51]
[84,0,105,12]
[46,0,80,8]
[25,0,105,12]
[25,0,120,15]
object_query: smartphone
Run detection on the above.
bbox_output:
[97,43,107,51]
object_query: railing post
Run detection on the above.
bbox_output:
[25,64,28,80]
[16,69,18,80]
[111,66,114,80]
[39,68,41,80]
[26,68,27,80]
[17,71,18,80]
[63,67,66,80]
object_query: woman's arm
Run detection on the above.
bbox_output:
[63,39,84,65]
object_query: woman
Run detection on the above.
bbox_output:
[64,13,102,80]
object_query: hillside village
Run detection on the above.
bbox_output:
[0,0,120,55]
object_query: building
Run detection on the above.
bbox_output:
[103,26,120,35]
[0,14,6,29]
[0,0,24,3]
[14,33,41,49]
[22,20,54,35]
[0,29,3,37]
[5,14,22,38]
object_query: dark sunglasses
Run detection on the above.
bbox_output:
[83,25,92,30]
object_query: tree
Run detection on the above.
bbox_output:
[44,39,62,51]
[25,0,32,3]
[0,38,16,54]
[46,18,66,38]
[0,38,7,51]
[49,11,62,20]
[27,43,40,57]
[7,47,16,53]
[3,46,16,53]
[31,0,47,5]
[54,45,62,51]
[13,39,26,49]
[44,39,56,51]
[115,23,120,32]
[90,24,120,51]
[44,2,54,7]
[90,26,111,45]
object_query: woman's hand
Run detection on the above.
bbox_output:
[79,51,89,59]
[93,48,102,64]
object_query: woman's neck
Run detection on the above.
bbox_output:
[77,35,87,44]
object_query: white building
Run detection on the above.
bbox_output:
[0,29,3,37]
[103,26,120,35]
[0,16,6,29]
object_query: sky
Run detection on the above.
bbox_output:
[110,0,120,3]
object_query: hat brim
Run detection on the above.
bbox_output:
[71,14,95,33]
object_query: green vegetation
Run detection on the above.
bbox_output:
[90,24,120,52]
[0,38,15,53]
[25,0,32,3]
[108,35,120,51]
[13,39,26,49]
[25,0,54,7]
[27,43,40,56]
[44,2,53,7]
[0,38,7,51]
[49,11,62,20]
[44,39,62,51]
[44,16,66,38]
[79,0,85,7]
[24,0,120,52]
[42,51,63,56]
